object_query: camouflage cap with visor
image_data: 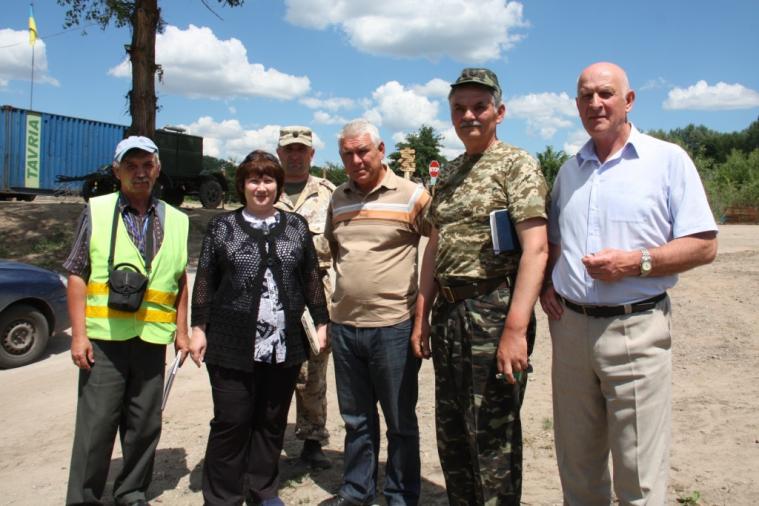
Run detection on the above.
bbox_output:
[451,67,502,104]
[278,125,313,148]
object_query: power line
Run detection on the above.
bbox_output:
[0,22,100,50]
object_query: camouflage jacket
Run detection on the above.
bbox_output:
[275,175,335,271]
[428,140,548,280]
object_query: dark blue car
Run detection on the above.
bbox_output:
[0,260,70,368]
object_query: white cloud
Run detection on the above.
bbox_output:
[109,25,310,100]
[639,77,670,91]
[391,131,407,144]
[313,110,349,125]
[300,96,355,111]
[0,29,58,87]
[367,80,444,132]
[362,108,384,127]
[663,80,759,110]
[507,92,576,139]
[412,78,451,98]
[283,0,529,62]
[181,116,324,161]
[562,129,588,155]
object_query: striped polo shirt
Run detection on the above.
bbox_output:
[326,167,431,327]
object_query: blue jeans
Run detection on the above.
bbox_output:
[331,320,421,506]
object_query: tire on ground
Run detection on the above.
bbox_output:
[0,304,50,369]
[199,179,223,209]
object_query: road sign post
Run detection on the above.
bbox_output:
[399,147,416,180]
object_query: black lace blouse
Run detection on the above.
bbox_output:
[191,208,329,370]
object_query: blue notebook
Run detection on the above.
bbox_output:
[489,209,521,254]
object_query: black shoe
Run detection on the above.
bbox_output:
[301,439,332,470]
[319,495,361,506]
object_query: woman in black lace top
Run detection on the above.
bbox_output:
[189,150,329,505]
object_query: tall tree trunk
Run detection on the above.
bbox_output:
[126,0,159,138]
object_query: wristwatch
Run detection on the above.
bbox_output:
[639,248,652,277]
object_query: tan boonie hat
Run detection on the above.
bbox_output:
[451,67,502,103]
[278,125,313,147]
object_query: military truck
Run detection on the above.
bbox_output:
[1,105,226,208]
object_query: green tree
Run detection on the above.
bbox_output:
[312,161,348,187]
[57,0,245,137]
[649,119,759,163]
[704,149,759,218]
[388,125,447,183]
[536,145,570,189]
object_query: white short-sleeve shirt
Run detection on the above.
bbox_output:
[548,125,717,305]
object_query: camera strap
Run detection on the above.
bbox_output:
[108,200,155,275]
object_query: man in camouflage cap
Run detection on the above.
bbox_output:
[275,125,335,470]
[412,68,549,505]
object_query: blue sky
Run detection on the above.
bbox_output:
[2,1,758,166]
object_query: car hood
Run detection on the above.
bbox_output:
[0,260,59,277]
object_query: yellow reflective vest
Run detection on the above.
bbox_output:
[85,193,188,344]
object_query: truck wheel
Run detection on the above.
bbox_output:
[199,180,223,209]
[0,304,50,369]
[162,187,185,207]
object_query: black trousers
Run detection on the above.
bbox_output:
[66,337,166,506]
[202,362,300,506]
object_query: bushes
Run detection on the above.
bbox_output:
[697,149,759,220]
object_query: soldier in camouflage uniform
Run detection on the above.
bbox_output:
[412,68,549,505]
[275,126,335,470]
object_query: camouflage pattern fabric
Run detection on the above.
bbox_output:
[430,286,536,506]
[294,345,330,444]
[451,67,503,105]
[276,175,336,271]
[275,174,335,444]
[427,141,548,280]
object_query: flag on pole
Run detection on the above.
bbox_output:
[28,6,38,46]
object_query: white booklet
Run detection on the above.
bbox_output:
[301,307,321,355]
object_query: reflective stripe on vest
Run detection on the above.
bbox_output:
[85,305,177,323]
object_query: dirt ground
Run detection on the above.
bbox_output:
[0,200,757,505]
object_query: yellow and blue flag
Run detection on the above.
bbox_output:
[28,6,38,46]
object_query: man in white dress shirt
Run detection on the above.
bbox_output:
[540,62,718,506]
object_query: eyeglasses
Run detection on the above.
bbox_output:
[242,150,279,164]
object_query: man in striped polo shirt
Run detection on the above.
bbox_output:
[322,119,431,506]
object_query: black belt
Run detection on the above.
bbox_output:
[437,277,510,304]
[559,292,667,318]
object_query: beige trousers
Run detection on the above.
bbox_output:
[549,296,672,506]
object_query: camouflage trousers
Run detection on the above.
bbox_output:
[294,343,331,445]
[295,274,333,445]
[430,285,535,506]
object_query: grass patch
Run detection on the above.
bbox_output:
[677,490,701,505]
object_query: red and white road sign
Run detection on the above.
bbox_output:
[428,160,440,178]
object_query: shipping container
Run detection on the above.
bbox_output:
[1,105,125,198]
[0,105,226,208]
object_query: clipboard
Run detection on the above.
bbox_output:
[161,351,182,411]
